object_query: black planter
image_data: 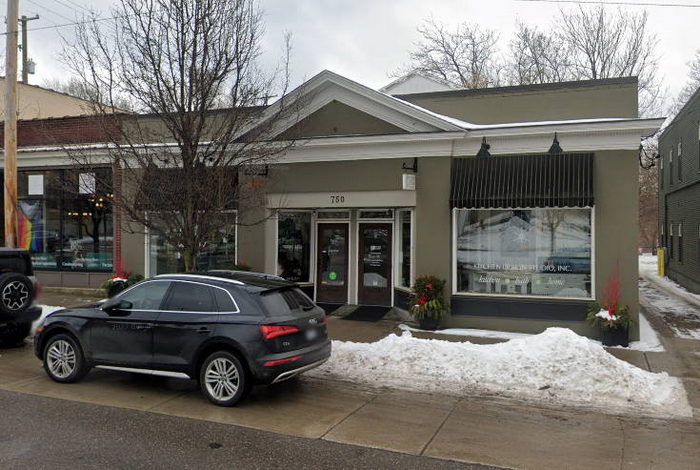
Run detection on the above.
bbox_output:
[418,317,440,331]
[601,327,629,347]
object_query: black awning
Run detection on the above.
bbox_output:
[450,153,594,209]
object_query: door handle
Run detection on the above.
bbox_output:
[198,327,211,335]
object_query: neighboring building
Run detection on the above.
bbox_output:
[658,86,700,294]
[0,78,95,119]
[5,71,662,340]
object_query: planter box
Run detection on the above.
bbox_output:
[601,327,629,347]
[418,317,439,331]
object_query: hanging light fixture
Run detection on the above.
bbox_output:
[476,137,491,159]
[548,132,563,154]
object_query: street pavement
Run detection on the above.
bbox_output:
[0,389,495,470]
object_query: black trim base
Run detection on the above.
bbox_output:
[393,288,410,311]
[451,295,588,321]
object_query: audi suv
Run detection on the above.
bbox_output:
[34,272,331,406]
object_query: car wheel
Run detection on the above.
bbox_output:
[43,334,88,383]
[199,351,249,406]
[0,322,31,348]
[0,273,34,315]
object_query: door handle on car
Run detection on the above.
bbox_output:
[197,327,211,335]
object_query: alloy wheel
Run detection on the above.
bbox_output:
[2,281,29,311]
[204,357,240,401]
[46,340,77,379]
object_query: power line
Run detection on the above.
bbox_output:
[515,0,700,7]
[25,0,75,22]
[0,13,131,36]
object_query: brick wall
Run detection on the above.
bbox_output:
[0,115,121,147]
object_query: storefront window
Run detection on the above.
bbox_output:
[277,211,311,282]
[148,212,237,275]
[397,210,412,288]
[18,169,113,271]
[455,208,592,298]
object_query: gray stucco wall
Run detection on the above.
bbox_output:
[398,79,639,124]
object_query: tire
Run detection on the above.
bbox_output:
[0,322,31,348]
[0,273,34,315]
[199,351,249,406]
[42,333,89,383]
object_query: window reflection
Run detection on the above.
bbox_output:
[455,208,592,298]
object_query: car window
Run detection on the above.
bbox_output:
[259,287,315,317]
[119,281,171,310]
[212,288,238,313]
[163,281,215,312]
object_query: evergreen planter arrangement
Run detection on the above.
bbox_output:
[409,275,447,331]
[101,272,144,297]
[586,267,634,347]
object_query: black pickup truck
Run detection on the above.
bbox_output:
[0,249,41,347]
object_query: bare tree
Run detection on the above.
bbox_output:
[400,18,501,89]
[61,0,297,272]
[670,50,700,116]
[639,162,658,252]
[557,6,662,117]
[506,22,571,85]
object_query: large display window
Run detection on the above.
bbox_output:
[17,169,114,271]
[454,208,592,299]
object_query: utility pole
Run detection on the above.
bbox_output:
[4,0,19,248]
[19,14,40,84]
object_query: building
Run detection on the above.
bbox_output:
[658,86,700,294]
[4,71,662,339]
[0,78,96,119]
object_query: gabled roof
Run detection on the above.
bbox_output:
[242,70,466,138]
[380,72,455,95]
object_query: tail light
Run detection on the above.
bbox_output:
[260,324,300,340]
[263,355,303,367]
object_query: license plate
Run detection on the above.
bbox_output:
[305,328,319,341]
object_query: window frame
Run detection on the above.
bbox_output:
[394,208,415,291]
[275,210,313,284]
[451,206,595,301]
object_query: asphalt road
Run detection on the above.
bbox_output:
[0,390,500,470]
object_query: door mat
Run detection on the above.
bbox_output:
[342,305,392,322]
[316,303,343,314]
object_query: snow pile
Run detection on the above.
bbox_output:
[309,328,691,418]
[30,306,65,336]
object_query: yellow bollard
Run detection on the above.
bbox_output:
[657,248,665,277]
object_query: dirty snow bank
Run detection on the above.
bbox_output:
[308,328,691,418]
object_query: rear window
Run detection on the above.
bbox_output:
[259,288,314,317]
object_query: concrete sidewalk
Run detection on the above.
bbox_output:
[1,338,699,469]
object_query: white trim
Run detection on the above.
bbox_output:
[95,365,191,379]
[267,190,416,209]
[451,207,595,302]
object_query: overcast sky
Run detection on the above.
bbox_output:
[9,0,700,111]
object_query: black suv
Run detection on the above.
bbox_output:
[34,272,331,406]
[0,249,41,347]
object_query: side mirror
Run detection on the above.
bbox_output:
[102,299,133,316]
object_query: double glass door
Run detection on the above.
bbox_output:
[314,221,394,306]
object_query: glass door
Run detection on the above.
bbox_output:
[358,223,392,306]
[316,223,349,304]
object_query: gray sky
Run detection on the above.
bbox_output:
[9,0,700,111]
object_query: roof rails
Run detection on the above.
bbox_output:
[153,273,245,285]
